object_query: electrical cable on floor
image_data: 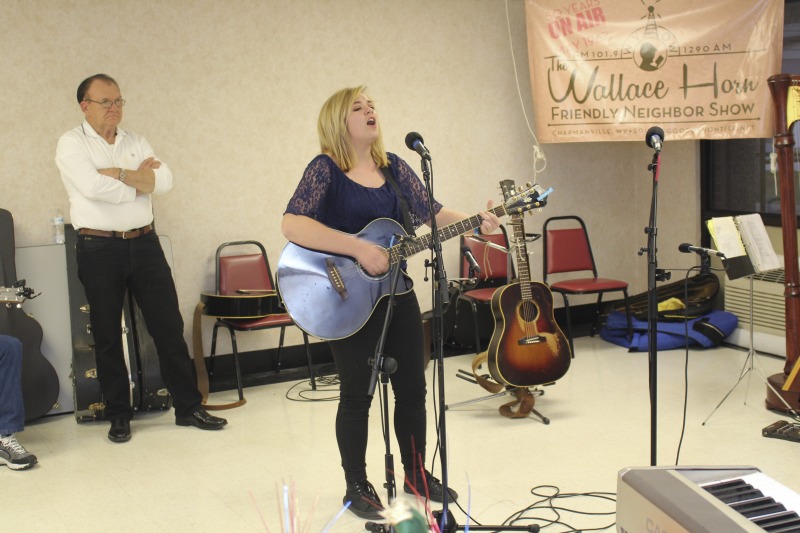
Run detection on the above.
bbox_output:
[284,374,340,402]
[499,485,617,532]
[435,477,615,532]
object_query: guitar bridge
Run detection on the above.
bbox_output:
[518,336,545,346]
[325,258,349,301]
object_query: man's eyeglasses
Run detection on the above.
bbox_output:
[84,98,126,109]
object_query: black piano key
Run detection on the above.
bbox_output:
[764,522,800,533]
[729,496,786,518]
[702,476,800,531]
[752,511,800,533]
[703,479,749,493]
[713,486,764,504]
[703,479,765,504]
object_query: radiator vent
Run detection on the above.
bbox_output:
[724,270,785,336]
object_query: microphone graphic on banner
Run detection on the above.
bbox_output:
[645,126,664,152]
[678,242,726,258]
[405,131,431,160]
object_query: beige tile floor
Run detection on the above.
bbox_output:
[6,336,799,532]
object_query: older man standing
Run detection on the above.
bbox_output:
[56,74,226,443]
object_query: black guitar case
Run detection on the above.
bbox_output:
[64,224,172,422]
[128,296,172,411]
[0,209,60,422]
[64,224,108,421]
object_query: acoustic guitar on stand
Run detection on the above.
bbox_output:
[486,180,571,388]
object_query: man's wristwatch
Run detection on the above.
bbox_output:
[119,168,127,183]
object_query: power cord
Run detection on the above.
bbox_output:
[284,374,340,402]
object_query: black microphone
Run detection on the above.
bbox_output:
[678,242,725,258]
[405,131,431,160]
[645,126,664,152]
[462,246,481,275]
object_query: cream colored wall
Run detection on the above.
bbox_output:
[1,0,700,355]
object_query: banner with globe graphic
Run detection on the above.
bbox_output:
[525,0,784,142]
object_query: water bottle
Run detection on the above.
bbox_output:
[51,208,65,244]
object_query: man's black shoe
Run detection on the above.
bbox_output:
[108,417,131,443]
[343,479,383,520]
[175,408,227,430]
[403,470,459,502]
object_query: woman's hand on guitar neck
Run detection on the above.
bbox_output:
[477,200,500,235]
[434,200,500,236]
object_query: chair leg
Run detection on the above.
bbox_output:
[591,293,606,337]
[302,332,316,390]
[469,300,482,353]
[209,322,221,379]
[227,328,244,402]
[560,294,575,358]
[622,289,633,342]
[275,326,286,373]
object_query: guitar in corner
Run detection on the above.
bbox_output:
[0,285,60,422]
[276,182,549,341]
[0,209,60,422]
[486,180,571,388]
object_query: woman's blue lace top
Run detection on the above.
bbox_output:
[284,152,442,235]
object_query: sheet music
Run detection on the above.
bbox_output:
[707,214,781,275]
[736,214,781,272]
[707,216,747,259]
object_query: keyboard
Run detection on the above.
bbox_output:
[617,466,800,532]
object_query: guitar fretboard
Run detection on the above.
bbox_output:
[387,205,509,264]
[510,215,533,302]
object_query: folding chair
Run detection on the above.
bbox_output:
[209,240,315,402]
[542,216,632,357]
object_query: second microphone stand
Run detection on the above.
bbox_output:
[639,147,670,467]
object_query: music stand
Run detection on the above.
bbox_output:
[702,214,800,423]
[703,274,798,424]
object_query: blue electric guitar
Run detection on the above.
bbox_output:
[276,183,549,340]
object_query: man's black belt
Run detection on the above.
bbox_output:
[78,224,153,240]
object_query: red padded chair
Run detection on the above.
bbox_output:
[455,227,512,352]
[543,216,632,357]
[209,241,314,401]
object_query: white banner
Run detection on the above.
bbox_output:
[525,0,784,142]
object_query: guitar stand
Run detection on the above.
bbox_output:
[446,369,550,424]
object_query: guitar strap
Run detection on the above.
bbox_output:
[380,165,416,237]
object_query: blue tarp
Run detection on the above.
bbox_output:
[600,310,739,351]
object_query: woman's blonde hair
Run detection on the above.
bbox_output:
[317,85,388,172]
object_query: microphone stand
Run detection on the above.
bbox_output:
[367,243,405,519]
[639,147,670,467]
[416,155,455,532]
[417,155,539,533]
